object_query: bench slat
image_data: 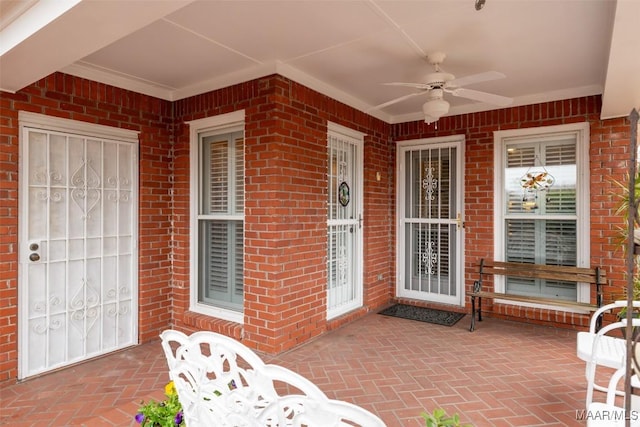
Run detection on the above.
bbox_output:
[480,266,602,284]
[469,291,598,310]
[479,261,606,284]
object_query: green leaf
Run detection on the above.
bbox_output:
[421,408,472,427]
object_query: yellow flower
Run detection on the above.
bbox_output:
[164,381,177,396]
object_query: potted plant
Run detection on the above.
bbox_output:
[611,172,640,330]
[135,381,184,427]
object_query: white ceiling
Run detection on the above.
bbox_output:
[1,0,639,124]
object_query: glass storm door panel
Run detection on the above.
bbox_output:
[327,128,363,319]
[398,141,463,305]
[19,128,138,379]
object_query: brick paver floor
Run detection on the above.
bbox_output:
[1,312,599,426]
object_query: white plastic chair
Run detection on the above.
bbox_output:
[582,315,640,408]
[160,329,386,427]
[587,366,640,427]
[577,301,640,398]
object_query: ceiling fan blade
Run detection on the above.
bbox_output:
[451,87,513,107]
[383,82,432,90]
[448,71,505,88]
[371,91,426,110]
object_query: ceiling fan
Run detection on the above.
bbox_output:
[375,52,513,124]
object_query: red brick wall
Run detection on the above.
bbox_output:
[0,73,174,382]
[171,75,393,353]
[0,70,632,384]
[392,96,633,329]
[0,84,19,384]
[0,71,394,384]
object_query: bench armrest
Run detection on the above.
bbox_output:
[473,279,482,293]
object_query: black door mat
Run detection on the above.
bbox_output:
[379,304,465,327]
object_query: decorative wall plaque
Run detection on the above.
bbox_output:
[338,181,350,206]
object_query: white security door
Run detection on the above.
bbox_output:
[327,124,364,319]
[398,138,464,305]
[18,114,138,379]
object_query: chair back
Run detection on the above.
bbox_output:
[586,318,640,407]
[160,330,386,427]
[588,301,640,332]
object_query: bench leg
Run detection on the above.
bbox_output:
[470,296,476,332]
[470,296,484,332]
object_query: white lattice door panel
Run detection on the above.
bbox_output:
[19,126,138,379]
[398,140,464,305]
[327,125,363,319]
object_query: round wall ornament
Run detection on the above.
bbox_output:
[338,181,350,206]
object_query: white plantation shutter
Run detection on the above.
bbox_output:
[505,220,536,263]
[207,140,228,213]
[545,142,576,164]
[203,222,229,293]
[233,222,243,296]
[506,146,535,214]
[503,137,579,300]
[198,130,244,310]
[544,143,577,214]
[234,134,244,213]
[545,220,577,266]
[504,220,537,295]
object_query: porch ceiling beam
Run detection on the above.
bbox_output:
[0,0,195,94]
[600,0,640,119]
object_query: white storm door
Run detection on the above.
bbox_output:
[19,118,138,379]
[327,124,363,319]
[398,139,464,305]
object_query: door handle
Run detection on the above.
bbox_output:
[28,241,41,262]
[358,214,363,229]
[456,213,465,229]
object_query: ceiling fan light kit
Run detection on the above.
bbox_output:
[423,99,450,124]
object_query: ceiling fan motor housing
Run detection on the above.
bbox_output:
[424,71,455,88]
[426,88,445,101]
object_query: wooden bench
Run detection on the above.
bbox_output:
[469,258,606,331]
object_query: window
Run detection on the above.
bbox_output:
[189,111,244,322]
[494,123,590,303]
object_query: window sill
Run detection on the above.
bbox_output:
[182,311,243,340]
[493,297,592,314]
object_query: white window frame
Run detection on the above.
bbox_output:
[188,110,245,323]
[493,122,590,309]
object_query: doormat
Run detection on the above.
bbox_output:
[378,304,465,327]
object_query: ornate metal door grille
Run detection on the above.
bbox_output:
[398,141,463,305]
[19,125,138,379]
[327,126,363,319]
